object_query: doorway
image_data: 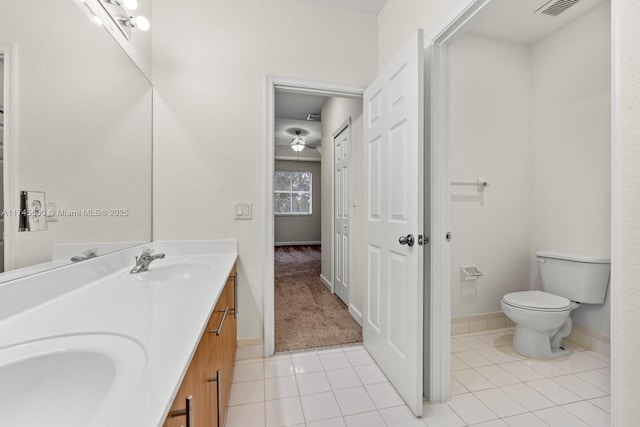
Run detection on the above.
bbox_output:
[432,0,613,418]
[266,79,365,355]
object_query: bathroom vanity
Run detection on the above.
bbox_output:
[163,261,238,427]
[0,240,238,427]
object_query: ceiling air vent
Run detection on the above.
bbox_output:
[535,0,581,16]
[306,113,321,122]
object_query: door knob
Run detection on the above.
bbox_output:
[398,234,415,247]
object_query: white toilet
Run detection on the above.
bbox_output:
[501,250,610,360]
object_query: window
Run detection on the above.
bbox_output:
[274,171,312,215]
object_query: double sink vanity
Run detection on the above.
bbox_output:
[0,240,239,427]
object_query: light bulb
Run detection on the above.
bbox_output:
[134,15,150,31]
[123,0,138,10]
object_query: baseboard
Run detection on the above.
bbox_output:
[319,274,332,291]
[275,241,321,247]
[451,312,611,357]
[451,312,512,335]
[238,337,263,346]
[236,337,264,361]
[565,324,611,356]
[349,304,363,327]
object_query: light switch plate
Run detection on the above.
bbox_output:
[234,202,253,220]
[46,201,59,222]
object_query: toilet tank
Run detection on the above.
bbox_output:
[536,250,610,304]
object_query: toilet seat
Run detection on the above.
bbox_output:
[503,290,572,312]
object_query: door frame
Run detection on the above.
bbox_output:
[429,0,618,416]
[425,0,493,402]
[332,117,351,306]
[264,76,364,357]
[0,46,17,272]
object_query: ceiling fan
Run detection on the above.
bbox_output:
[290,130,306,152]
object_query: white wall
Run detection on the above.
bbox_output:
[152,0,377,339]
[530,4,611,334]
[449,33,532,317]
[618,0,640,423]
[320,97,364,315]
[377,0,452,70]
[274,160,321,244]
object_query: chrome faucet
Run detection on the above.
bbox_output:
[130,248,165,274]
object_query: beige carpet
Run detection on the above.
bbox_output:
[274,245,363,352]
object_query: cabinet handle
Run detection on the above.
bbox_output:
[169,395,193,427]
[233,272,238,318]
[207,370,222,427]
[210,307,229,335]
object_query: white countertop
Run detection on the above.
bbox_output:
[0,240,238,427]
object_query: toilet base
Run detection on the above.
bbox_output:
[512,324,570,360]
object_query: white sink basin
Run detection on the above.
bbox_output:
[0,334,146,427]
[133,262,212,282]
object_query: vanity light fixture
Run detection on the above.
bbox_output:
[104,0,138,10]
[117,14,150,31]
[122,0,138,10]
[290,131,306,152]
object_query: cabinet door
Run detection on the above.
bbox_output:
[163,397,190,427]
[193,337,212,427]
[221,272,237,414]
[227,271,238,364]
[163,363,197,427]
[207,340,223,427]
[163,328,211,427]
[207,295,225,356]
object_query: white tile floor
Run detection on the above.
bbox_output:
[226,329,611,427]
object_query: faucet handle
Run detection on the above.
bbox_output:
[135,247,154,263]
[140,247,155,256]
[83,248,99,257]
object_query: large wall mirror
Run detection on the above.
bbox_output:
[0,0,152,283]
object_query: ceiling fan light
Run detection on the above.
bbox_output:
[290,130,306,152]
[291,140,305,152]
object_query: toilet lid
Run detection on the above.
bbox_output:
[503,290,572,311]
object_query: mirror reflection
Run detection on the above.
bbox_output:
[0,0,152,283]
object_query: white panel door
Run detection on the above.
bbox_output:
[334,124,350,305]
[363,30,425,416]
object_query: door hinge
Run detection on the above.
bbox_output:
[418,235,430,245]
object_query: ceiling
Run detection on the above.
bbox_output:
[300,0,387,15]
[469,0,606,44]
[275,91,327,154]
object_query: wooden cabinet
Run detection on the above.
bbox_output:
[163,264,238,427]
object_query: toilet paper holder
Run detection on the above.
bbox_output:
[461,265,483,281]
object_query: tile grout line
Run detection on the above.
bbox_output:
[227,330,610,427]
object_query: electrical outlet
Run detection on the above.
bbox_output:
[19,191,47,232]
